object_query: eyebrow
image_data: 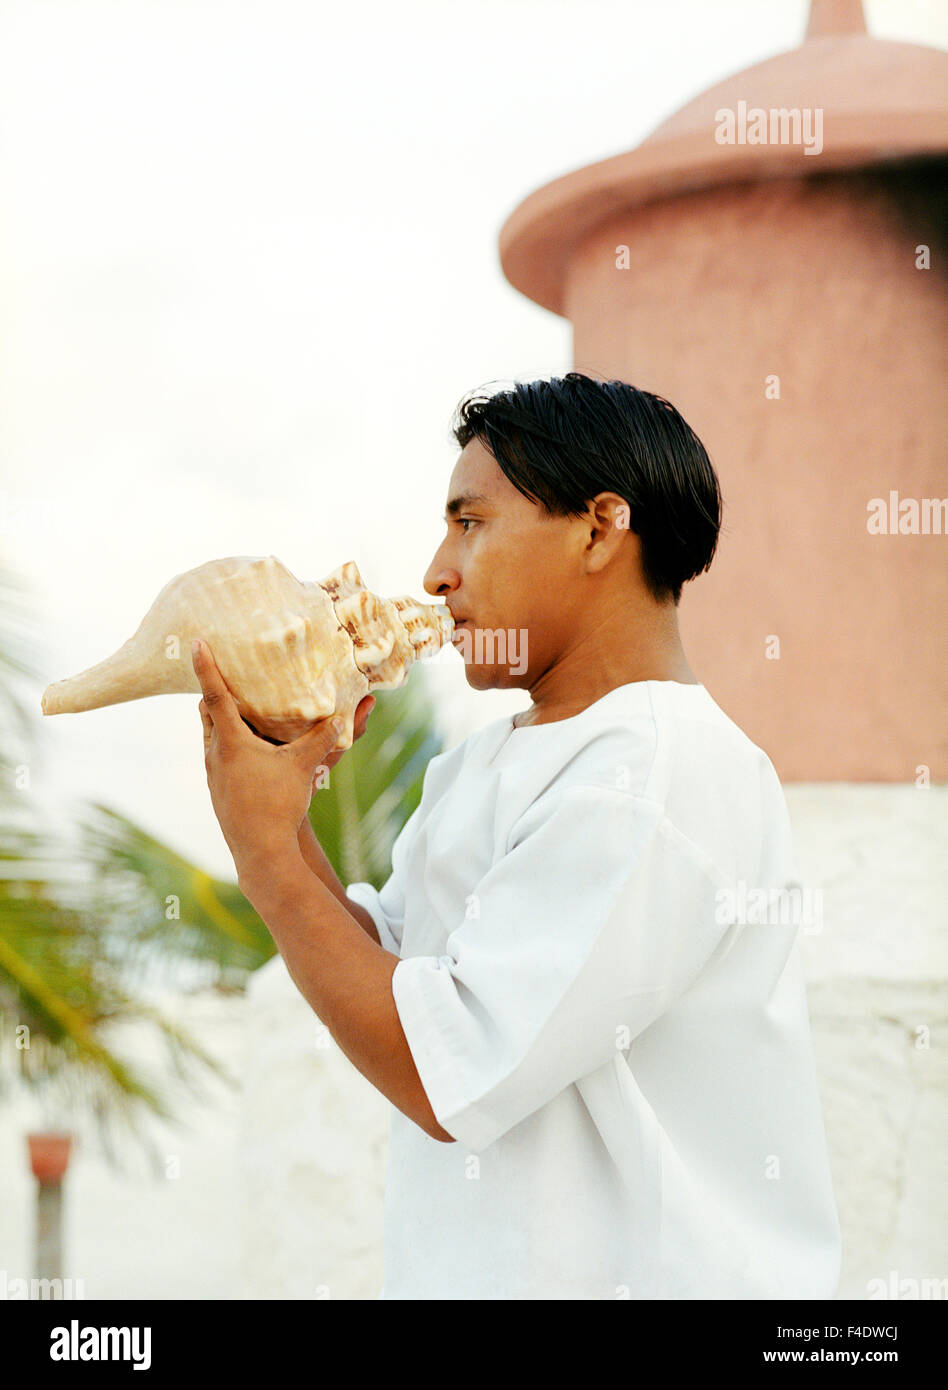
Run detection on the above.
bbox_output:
[443,492,492,520]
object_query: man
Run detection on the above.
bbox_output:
[193,372,841,1300]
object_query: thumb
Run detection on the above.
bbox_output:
[290,713,346,767]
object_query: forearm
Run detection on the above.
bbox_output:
[239,840,453,1144]
[297,817,380,945]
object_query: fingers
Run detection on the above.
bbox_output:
[191,639,245,742]
[197,671,375,770]
[199,698,213,757]
[354,695,376,739]
[287,714,346,773]
[319,696,375,772]
[282,722,344,800]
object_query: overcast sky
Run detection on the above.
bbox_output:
[2,0,945,879]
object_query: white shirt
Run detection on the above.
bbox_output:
[346,680,842,1300]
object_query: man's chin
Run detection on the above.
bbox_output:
[462,663,523,692]
[462,663,495,689]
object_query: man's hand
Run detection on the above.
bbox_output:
[312,690,376,769]
[192,637,369,877]
[191,639,450,1143]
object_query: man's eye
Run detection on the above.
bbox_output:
[458,519,478,533]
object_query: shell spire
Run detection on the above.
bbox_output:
[41,555,455,748]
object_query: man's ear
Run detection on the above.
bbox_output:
[583,493,631,574]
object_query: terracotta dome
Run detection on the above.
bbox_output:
[499,0,948,315]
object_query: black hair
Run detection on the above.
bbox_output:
[451,372,722,605]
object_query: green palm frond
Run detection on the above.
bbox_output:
[75,804,276,987]
[0,830,236,1174]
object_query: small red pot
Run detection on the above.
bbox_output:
[27,1131,73,1183]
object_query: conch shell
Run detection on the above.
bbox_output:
[41,556,454,748]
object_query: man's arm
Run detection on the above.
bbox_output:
[239,841,454,1144]
[297,817,381,946]
[192,645,450,1143]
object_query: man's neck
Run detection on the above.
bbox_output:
[513,605,698,728]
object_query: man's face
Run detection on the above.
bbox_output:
[423,437,586,690]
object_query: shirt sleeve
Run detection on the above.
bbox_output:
[345,806,419,956]
[390,783,729,1152]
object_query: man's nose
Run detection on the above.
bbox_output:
[423,545,457,599]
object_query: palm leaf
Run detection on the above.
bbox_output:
[75,803,276,986]
[0,829,237,1174]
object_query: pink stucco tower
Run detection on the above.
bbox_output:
[498,0,948,781]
